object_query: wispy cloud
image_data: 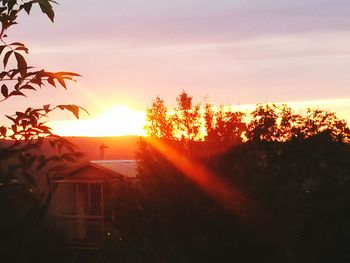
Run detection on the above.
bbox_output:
[4,0,350,122]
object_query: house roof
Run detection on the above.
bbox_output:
[90,160,138,178]
[55,159,138,182]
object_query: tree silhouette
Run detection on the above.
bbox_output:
[145,93,350,144]
[204,104,246,143]
[295,109,350,142]
[203,102,215,141]
[211,105,246,143]
[137,118,350,262]
[246,104,279,142]
[276,104,299,141]
[246,104,350,143]
[145,96,174,140]
[172,91,201,141]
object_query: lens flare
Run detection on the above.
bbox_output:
[146,138,248,214]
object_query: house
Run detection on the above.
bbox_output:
[51,159,138,250]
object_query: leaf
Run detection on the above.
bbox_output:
[22,2,33,15]
[25,107,33,113]
[3,50,13,68]
[79,106,90,116]
[0,71,7,79]
[38,0,55,22]
[57,77,66,89]
[0,126,7,137]
[14,82,20,91]
[11,124,17,133]
[43,104,50,113]
[47,77,55,87]
[8,0,16,11]
[9,90,26,97]
[57,71,81,77]
[0,45,6,55]
[6,115,16,122]
[38,124,51,134]
[10,42,25,47]
[14,52,27,77]
[15,111,26,118]
[20,84,36,91]
[10,69,20,79]
[58,104,80,119]
[69,105,80,119]
[1,84,8,98]
[15,46,29,54]
[31,77,44,87]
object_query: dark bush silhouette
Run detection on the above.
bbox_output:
[111,134,350,262]
[118,92,350,262]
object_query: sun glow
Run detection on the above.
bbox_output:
[49,98,350,137]
[50,105,147,137]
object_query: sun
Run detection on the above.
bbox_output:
[97,105,147,136]
[50,105,147,137]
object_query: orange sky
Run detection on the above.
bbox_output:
[48,98,350,137]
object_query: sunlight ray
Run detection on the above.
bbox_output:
[146,138,248,215]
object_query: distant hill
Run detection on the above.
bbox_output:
[65,136,141,161]
[0,135,141,161]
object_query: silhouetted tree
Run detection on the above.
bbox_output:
[173,91,201,141]
[295,109,350,143]
[146,94,350,145]
[203,102,216,140]
[275,104,297,141]
[246,104,279,142]
[145,96,174,139]
[133,132,350,262]
[204,104,246,143]
[245,104,350,143]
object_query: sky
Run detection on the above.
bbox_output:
[2,0,350,135]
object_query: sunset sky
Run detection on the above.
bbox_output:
[2,0,350,136]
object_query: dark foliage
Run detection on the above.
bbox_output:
[0,183,73,263]
[110,134,350,262]
[0,1,84,261]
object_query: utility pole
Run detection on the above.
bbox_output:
[99,143,109,160]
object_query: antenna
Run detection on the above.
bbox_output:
[99,143,109,160]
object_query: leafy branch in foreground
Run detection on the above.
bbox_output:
[0,0,86,190]
[0,104,87,189]
[0,0,80,102]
